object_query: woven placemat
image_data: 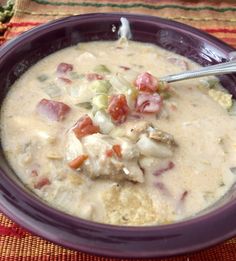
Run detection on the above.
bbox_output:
[1,0,236,260]
[2,0,236,48]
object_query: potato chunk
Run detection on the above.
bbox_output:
[103,184,158,225]
[208,89,232,110]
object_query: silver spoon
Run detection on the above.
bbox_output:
[159,60,236,83]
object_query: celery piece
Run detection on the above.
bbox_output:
[69,71,84,80]
[158,81,169,92]
[92,94,108,110]
[207,77,219,89]
[229,101,236,116]
[77,102,92,110]
[94,64,111,73]
[160,92,171,99]
[37,74,48,82]
[41,82,61,98]
[127,85,138,100]
[90,80,111,94]
[199,77,219,89]
[125,86,138,108]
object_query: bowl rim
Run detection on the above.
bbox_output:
[0,12,236,258]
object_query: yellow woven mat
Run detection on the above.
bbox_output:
[0,0,236,260]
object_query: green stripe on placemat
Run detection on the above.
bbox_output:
[31,0,236,12]
[0,0,14,22]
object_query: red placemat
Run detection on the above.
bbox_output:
[0,0,236,260]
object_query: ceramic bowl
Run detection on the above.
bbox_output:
[0,13,236,258]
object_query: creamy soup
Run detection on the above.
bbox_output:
[1,39,236,226]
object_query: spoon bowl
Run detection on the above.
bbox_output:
[160,60,236,83]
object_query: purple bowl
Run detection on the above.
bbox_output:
[0,13,236,258]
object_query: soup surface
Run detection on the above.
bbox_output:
[1,40,236,225]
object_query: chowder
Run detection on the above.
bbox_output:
[1,39,236,225]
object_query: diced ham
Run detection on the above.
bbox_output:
[57,63,73,74]
[108,94,130,124]
[36,99,71,121]
[176,190,189,213]
[135,72,158,93]
[119,65,130,71]
[73,115,100,138]
[31,170,38,177]
[153,161,175,176]
[34,177,51,189]
[86,73,104,81]
[135,93,162,113]
[155,182,171,197]
[58,77,72,84]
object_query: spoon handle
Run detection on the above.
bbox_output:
[160,60,236,83]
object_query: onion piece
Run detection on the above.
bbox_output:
[65,131,84,162]
[93,110,115,134]
[40,82,61,98]
[70,83,94,103]
[136,134,173,158]
[109,74,137,108]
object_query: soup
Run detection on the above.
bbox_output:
[1,39,236,225]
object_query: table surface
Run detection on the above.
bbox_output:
[0,0,236,260]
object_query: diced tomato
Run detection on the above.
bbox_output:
[68,154,88,169]
[86,73,104,81]
[58,77,72,84]
[105,145,122,158]
[57,63,73,74]
[73,115,100,138]
[135,72,158,93]
[108,94,130,124]
[34,177,51,190]
[106,149,113,157]
[112,144,122,158]
[135,93,162,113]
[37,99,71,121]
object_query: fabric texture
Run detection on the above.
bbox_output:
[0,0,236,260]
